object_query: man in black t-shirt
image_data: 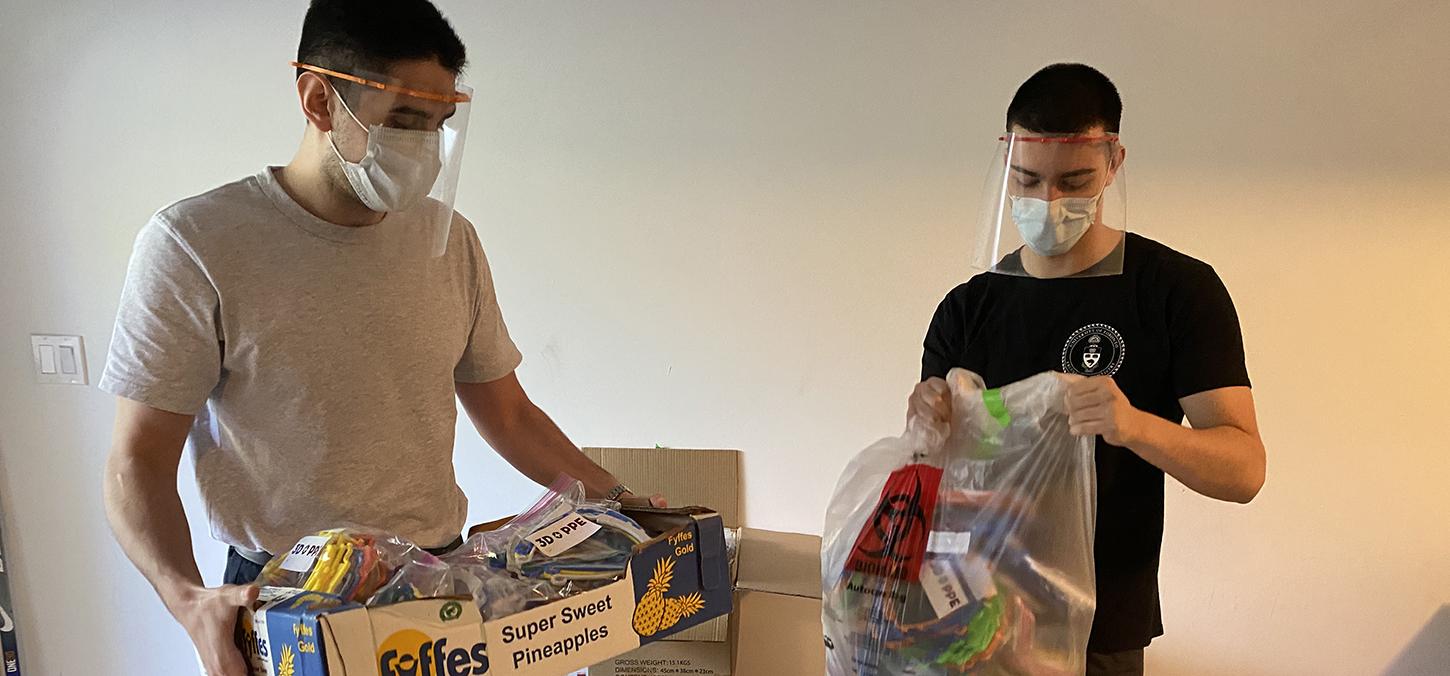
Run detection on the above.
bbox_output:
[909,64,1266,676]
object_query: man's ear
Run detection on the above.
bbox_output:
[297,72,334,132]
[1105,143,1126,187]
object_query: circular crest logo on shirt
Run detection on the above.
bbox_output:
[1062,324,1126,377]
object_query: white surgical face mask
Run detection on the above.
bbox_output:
[328,93,442,213]
[1010,193,1101,256]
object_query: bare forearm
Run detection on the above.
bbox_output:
[105,398,257,675]
[1126,412,1265,503]
[103,452,205,613]
[456,375,624,498]
[474,403,619,497]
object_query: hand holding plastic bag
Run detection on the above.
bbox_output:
[824,369,1097,675]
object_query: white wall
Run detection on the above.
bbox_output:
[1,1,1447,674]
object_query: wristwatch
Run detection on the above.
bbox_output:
[606,483,633,502]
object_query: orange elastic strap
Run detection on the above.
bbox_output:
[998,134,1119,144]
[291,61,472,104]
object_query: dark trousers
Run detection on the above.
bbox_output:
[1087,648,1145,676]
[223,536,465,586]
[223,548,267,585]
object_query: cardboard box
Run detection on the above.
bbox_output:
[584,448,741,645]
[591,528,825,676]
[240,593,488,676]
[238,508,730,676]
[237,586,375,676]
[730,529,824,676]
[581,448,824,676]
[586,639,731,676]
[583,448,740,675]
[581,448,741,530]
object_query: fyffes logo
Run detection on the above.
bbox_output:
[378,628,488,676]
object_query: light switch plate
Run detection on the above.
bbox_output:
[31,334,88,385]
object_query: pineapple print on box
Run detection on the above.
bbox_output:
[277,645,296,676]
[631,557,706,636]
[627,517,731,642]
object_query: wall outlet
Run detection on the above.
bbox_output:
[31,334,88,385]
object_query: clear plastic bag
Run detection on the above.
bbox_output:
[499,475,651,591]
[257,528,429,603]
[443,534,567,616]
[823,370,1097,675]
[448,523,515,571]
[365,555,449,607]
[367,537,564,619]
[500,474,589,545]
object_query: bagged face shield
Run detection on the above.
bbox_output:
[971,132,1127,278]
[257,528,431,603]
[500,475,651,590]
[294,61,473,257]
[369,542,565,619]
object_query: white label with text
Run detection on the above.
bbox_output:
[527,512,601,557]
[921,556,997,618]
[921,559,971,618]
[279,535,330,573]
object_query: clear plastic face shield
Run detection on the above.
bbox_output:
[293,61,473,257]
[971,132,1127,277]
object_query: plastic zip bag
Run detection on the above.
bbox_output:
[498,475,651,591]
[823,370,1097,675]
[367,536,564,619]
[257,528,428,603]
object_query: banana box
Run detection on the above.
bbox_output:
[234,507,729,676]
[336,598,488,676]
[239,592,486,676]
[236,587,364,676]
[481,507,731,676]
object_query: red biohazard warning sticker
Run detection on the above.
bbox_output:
[843,464,942,582]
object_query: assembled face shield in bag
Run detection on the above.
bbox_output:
[823,369,1097,675]
[368,537,565,620]
[257,528,431,603]
[364,475,652,618]
[971,132,1127,278]
[498,475,651,591]
[294,61,473,257]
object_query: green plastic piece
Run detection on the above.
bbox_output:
[982,389,1012,429]
[936,594,1004,667]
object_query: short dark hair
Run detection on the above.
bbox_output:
[1006,63,1122,134]
[296,0,467,82]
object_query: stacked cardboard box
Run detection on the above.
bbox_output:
[583,448,825,676]
[731,528,824,675]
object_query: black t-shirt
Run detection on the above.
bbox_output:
[920,233,1251,652]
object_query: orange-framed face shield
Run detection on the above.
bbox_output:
[971,133,1128,277]
[293,61,474,257]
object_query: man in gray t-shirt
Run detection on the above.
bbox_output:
[100,4,655,675]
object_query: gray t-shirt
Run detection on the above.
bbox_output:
[100,167,522,554]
